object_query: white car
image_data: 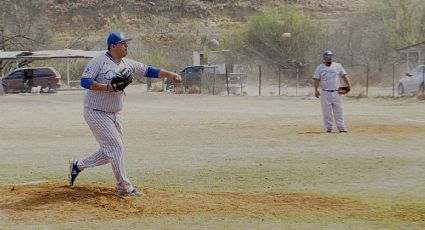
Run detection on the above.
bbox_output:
[398,65,425,95]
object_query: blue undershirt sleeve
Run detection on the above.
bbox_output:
[81,78,94,89]
[146,66,161,78]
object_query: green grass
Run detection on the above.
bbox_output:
[4,212,423,230]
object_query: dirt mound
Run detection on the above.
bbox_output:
[0,182,372,225]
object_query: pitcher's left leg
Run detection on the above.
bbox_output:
[110,112,134,194]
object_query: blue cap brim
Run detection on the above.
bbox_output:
[116,38,132,44]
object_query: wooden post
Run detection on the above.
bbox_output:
[226,66,229,96]
[66,58,70,88]
[278,68,281,96]
[366,64,370,97]
[199,71,202,94]
[296,67,299,97]
[258,65,262,96]
[392,63,395,98]
[422,62,425,96]
[212,67,216,96]
[240,74,243,96]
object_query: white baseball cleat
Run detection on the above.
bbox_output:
[118,186,144,196]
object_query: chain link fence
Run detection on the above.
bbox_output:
[146,63,425,98]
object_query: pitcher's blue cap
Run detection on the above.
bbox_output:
[323,50,334,58]
[107,32,132,45]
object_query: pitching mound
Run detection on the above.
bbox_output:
[0,182,375,225]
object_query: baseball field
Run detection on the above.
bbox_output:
[0,86,424,229]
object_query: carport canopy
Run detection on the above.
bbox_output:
[0,49,105,87]
[398,41,425,71]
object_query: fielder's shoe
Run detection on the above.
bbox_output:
[118,186,143,196]
[339,130,348,133]
[326,129,332,133]
[69,160,80,186]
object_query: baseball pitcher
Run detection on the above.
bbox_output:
[68,32,182,196]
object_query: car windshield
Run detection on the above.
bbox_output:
[8,71,24,79]
[183,67,202,73]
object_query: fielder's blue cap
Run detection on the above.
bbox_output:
[107,32,132,46]
[323,50,334,58]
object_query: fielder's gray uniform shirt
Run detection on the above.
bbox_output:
[313,62,347,90]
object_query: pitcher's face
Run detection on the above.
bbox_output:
[111,42,128,58]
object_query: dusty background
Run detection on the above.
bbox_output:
[0,86,424,229]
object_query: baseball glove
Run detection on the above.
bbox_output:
[111,67,133,91]
[338,86,351,95]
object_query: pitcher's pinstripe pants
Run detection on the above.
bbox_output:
[78,107,132,193]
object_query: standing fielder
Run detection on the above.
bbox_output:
[313,51,351,133]
[69,32,182,196]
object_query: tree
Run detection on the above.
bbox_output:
[367,0,425,48]
[0,0,54,74]
[332,0,425,70]
[0,0,54,51]
[222,6,320,72]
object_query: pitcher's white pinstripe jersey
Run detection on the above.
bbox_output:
[82,52,149,112]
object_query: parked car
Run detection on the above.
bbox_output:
[398,65,425,95]
[226,73,247,88]
[1,67,61,93]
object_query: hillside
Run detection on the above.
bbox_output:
[1,0,369,79]
[48,0,367,39]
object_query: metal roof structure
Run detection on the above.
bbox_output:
[0,49,105,60]
[398,41,425,71]
[0,49,106,87]
[398,41,425,52]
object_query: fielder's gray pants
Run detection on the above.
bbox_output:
[320,91,347,132]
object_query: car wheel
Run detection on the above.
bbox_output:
[398,84,404,96]
[166,84,175,93]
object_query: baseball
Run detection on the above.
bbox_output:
[281,32,291,41]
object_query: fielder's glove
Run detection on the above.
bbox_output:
[110,67,133,91]
[338,86,351,95]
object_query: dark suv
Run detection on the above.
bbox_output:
[1,67,61,93]
[165,65,246,93]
